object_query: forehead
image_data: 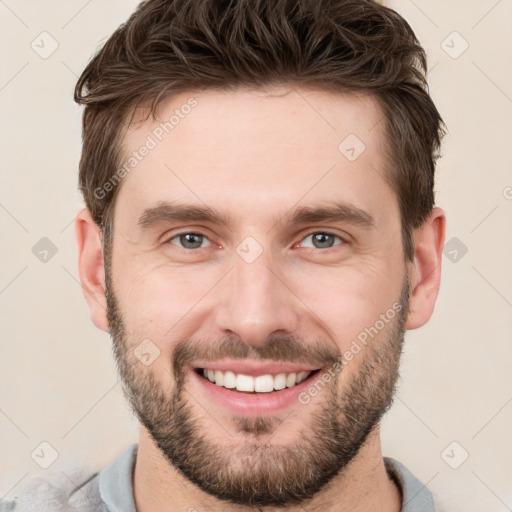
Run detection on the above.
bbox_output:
[125,86,385,155]
[114,86,395,230]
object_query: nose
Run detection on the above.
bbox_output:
[214,247,301,346]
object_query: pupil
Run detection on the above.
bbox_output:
[313,233,333,248]
[181,233,202,248]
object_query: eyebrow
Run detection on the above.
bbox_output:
[138,202,233,229]
[279,202,375,229]
[137,200,375,231]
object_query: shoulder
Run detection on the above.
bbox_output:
[384,457,436,512]
[0,470,106,512]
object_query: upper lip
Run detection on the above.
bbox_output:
[191,359,321,376]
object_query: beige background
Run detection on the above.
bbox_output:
[0,1,511,510]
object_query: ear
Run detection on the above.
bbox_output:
[405,207,446,330]
[74,209,109,332]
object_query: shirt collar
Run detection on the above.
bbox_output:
[384,456,435,511]
[98,445,434,512]
[99,443,138,512]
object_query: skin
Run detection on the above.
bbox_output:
[75,86,445,511]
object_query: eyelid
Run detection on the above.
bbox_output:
[163,229,349,250]
[296,230,347,248]
[164,229,213,248]
[161,226,211,241]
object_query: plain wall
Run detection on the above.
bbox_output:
[0,1,511,510]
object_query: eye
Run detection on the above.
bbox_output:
[168,232,211,250]
[298,232,344,249]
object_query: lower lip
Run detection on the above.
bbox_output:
[188,368,322,416]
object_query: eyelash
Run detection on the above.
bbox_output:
[166,231,346,251]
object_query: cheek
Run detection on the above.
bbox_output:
[287,262,402,348]
[113,259,221,340]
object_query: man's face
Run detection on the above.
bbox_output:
[105,87,409,507]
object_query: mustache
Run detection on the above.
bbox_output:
[172,335,341,379]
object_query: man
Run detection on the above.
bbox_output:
[3,0,446,510]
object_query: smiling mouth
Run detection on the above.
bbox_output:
[194,368,321,393]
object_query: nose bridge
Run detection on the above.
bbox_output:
[215,244,300,345]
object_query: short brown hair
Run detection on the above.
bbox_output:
[74,0,445,261]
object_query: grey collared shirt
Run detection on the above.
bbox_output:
[2,443,435,511]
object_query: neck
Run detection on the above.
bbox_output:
[133,426,402,512]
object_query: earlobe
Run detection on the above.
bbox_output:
[405,207,446,330]
[74,209,109,332]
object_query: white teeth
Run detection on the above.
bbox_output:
[273,373,287,390]
[223,370,236,389]
[286,373,296,388]
[236,374,254,392]
[254,374,274,393]
[200,368,314,392]
[214,370,224,386]
[296,371,309,384]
